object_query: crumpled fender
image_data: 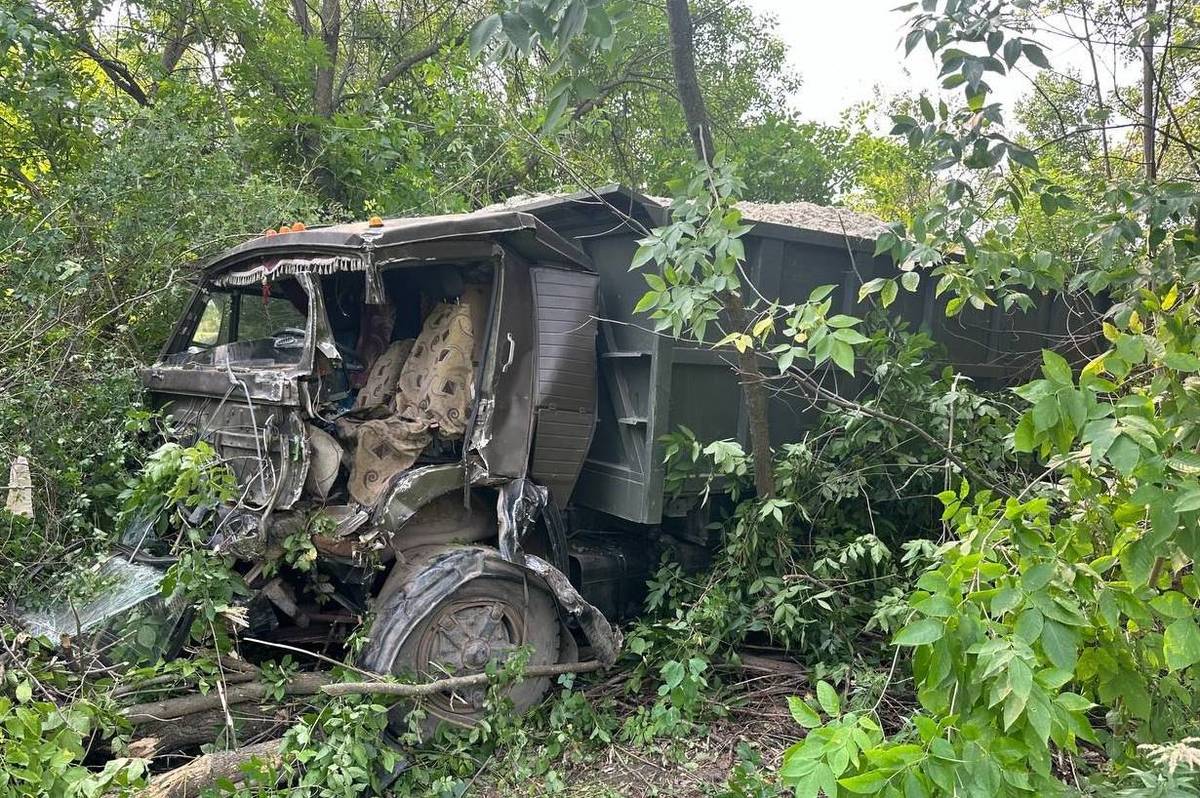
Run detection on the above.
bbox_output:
[360,545,622,675]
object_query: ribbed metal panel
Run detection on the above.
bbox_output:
[530,267,598,503]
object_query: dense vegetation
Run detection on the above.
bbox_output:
[2,0,1200,795]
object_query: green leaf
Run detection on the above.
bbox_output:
[858,278,885,301]
[540,89,571,133]
[881,279,898,308]
[894,618,944,646]
[787,696,821,728]
[1040,619,1078,671]
[500,11,532,53]
[1021,562,1054,592]
[556,0,588,42]
[991,587,1022,616]
[1164,352,1200,372]
[901,271,920,292]
[832,328,871,345]
[1041,350,1073,385]
[1151,591,1194,619]
[1164,618,1200,671]
[831,340,855,375]
[1022,43,1050,68]
[839,770,889,794]
[816,680,841,717]
[1055,692,1093,712]
[583,6,612,37]
[1013,414,1036,452]
[14,680,31,704]
[1014,608,1044,644]
[632,291,659,314]
[468,14,502,56]
[1107,435,1141,475]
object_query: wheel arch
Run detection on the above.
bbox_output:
[360,545,620,676]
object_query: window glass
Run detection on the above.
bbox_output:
[237,288,308,341]
[190,295,229,347]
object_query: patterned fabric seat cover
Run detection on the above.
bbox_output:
[347,288,486,505]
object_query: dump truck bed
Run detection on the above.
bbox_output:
[508,186,1081,525]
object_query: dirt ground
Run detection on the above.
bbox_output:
[477,669,804,798]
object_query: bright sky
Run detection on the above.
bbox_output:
[743,0,1138,129]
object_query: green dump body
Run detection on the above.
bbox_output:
[509,186,1079,526]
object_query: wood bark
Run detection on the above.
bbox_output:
[663,0,775,497]
[138,738,284,798]
[321,659,606,697]
[664,0,715,162]
[1143,0,1158,180]
[123,673,332,724]
[129,707,283,756]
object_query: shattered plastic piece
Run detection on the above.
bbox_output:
[5,456,32,519]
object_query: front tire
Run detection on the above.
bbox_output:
[362,571,561,735]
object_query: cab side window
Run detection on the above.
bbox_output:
[190,294,230,348]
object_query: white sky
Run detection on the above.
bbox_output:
[743,0,1139,129]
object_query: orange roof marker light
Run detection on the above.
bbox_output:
[263,228,277,237]
[291,221,307,232]
[278,225,291,235]
[367,216,384,228]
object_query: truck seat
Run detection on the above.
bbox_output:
[345,286,486,506]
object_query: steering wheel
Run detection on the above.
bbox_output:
[270,327,307,348]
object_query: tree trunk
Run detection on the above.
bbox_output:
[663,0,775,497]
[664,0,715,162]
[1142,0,1157,180]
[299,0,343,201]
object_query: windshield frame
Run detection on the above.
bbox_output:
[161,272,329,376]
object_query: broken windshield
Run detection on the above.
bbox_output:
[163,278,311,368]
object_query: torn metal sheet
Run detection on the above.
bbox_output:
[496,478,550,563]
[370,463,465,532]
[523,553,622,665]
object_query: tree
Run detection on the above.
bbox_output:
[661,0,774,497]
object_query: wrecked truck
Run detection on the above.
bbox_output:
[43,187,1076,732]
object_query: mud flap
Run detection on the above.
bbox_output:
[361,545,622,675]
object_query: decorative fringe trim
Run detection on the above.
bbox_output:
[214,255,367,286]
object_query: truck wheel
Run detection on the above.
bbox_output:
[367,576,561,735]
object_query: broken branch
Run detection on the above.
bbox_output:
[321,659,606,697]
[123,672,331,724]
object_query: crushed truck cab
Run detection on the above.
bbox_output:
[91,186,1068,731]
[133,210,618,730]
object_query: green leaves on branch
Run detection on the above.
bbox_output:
[631,159,873,376]
[469,0,630,132]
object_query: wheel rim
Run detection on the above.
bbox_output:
[410,598,526,715]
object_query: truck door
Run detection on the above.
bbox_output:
[474,256,536,477]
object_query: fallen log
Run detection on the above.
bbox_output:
[138,738,284,798]
[124,673,331,724]
[129,707,286,756]
[320,659,606,697]
[734,653,805,675]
